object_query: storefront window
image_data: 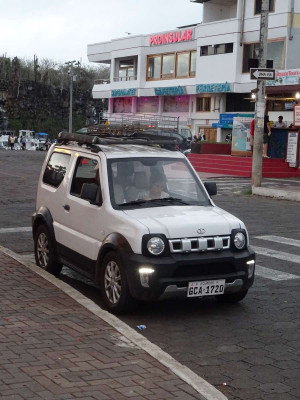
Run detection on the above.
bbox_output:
[137,97,159,113]
[113,97,132,113]
[190,51,196,76]
[196,97,211,112]
[243,40,285,72]
[163,95,189,112]
[148,56,161,79]
[162,54,175,78]
[176,53,189,77]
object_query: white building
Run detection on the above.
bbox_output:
[87,0,300,140]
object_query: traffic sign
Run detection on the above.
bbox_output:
[250,68,275,80]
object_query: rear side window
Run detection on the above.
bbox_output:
[70,157,99,196]
[43,152,71,187]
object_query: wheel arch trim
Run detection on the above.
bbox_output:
[95,233,133,283]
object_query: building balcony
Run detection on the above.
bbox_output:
[94,79,110,85]
[113,75,137,82]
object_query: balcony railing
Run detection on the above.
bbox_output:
[94,79,110,85]
[113,75,137,82]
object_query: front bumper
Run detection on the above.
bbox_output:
[122,248,255,301]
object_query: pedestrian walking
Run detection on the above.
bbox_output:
[21,136,26,150]
[10,135,15,150]
[250,118,255,152]
[263,115,271,158]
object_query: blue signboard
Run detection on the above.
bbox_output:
[212,123,233,129]
[154,86,186,96]
[213,113,254,129]
[220,113,238,124]
[111,88,136,97]
[196,82,231,94]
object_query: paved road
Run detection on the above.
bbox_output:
[0,150,299,400]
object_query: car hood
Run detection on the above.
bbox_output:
[123,206,241,238]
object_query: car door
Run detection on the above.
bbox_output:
[55,153,106,277]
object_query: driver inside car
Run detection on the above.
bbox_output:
[144,170,169,200]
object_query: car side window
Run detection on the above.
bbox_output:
[70,156,99,197]
[43,152,71,188]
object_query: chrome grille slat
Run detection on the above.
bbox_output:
[169,236,230,253]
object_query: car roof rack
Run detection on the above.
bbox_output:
[57,132,178,152]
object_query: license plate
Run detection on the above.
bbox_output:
[187,279,225,298]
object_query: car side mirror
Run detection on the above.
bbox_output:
[80,183,102,205]
[204,181,217,196]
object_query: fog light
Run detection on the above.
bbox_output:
[247,260,255,278]
[139,267,155,288]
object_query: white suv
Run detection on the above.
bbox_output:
[32,132,255,313]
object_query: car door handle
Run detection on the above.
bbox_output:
[63,204,70,211]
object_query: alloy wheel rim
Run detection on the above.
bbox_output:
[37,232,49,268]
[104,260,122,304]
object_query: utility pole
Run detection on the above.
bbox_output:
[252,0,269,187]
[65,60,80,133]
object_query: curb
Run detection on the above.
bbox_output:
[252,187,300,202]
[0,245,227,400]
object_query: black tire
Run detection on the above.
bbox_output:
[34,225,62,276]
[215,289,248,303]
[100,251,135,314]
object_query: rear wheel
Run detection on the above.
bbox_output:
[100,252,135,314]
[34,225,62,275]
[215,289,248,303]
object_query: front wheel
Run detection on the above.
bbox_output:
[34,225,62,275]
[100,252,135,314]
[215,289,248,303]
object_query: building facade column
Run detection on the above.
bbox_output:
[132,96,137,113]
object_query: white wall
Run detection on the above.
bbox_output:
[203,1,237,23]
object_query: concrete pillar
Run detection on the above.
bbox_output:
[158,96,163,116]
[132,96,137,113]
[108,98,114,113]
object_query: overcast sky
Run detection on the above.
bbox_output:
[1,0,202,66]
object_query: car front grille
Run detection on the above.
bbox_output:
[169,236,230,254]
[173,262,236,278]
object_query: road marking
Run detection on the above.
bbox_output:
[0,245,227,400]
[0,227,31,233]
[256,265,300,281]
[252,246,300,263]
[255,235,300,248]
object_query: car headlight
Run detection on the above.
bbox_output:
[233,232,246,250]
[147,237,165,255]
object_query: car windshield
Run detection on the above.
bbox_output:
[107,157,211,209]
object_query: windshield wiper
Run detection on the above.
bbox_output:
[147,197,191,205]
[119,199,148,207]
[119,197,191,207]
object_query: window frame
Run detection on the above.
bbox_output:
[254,0,275,15]
[70,155,101,200]
[146,50,197,81]
[196,97,211,113]
[200,43,234,57]
[242,38,286,73]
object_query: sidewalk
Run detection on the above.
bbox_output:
[252,178,300,202]
[197,172,300,202]
[0,247,226,400]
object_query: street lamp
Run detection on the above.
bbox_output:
[65,60,80,133]
[296,92,300,100]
